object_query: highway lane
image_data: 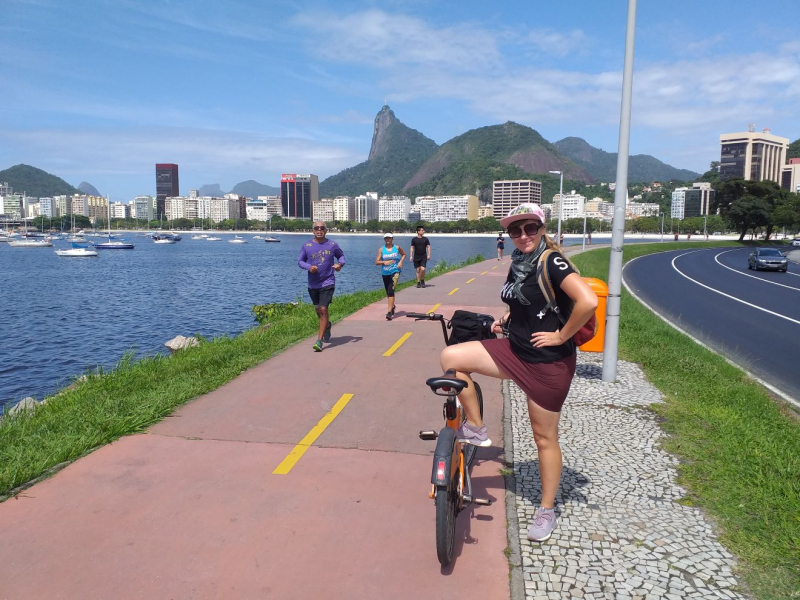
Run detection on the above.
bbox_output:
[623,246,800,406]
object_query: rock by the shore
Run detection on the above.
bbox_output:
[9,397,40,414]
[165,335,200,354]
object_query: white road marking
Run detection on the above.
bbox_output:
[713,248,800,288]
[623,255,800,410]
[671,250,800,326]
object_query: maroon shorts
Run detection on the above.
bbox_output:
[481,338,576,412]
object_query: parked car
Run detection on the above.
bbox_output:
[791,238,800,247]
[748,247,789,272]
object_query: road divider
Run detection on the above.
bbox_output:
[272,393,355,475]
[383,332,413,357]
[448,288,459,295]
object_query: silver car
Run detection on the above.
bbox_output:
[748,247,789,272]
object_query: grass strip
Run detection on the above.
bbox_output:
[0,255,484,499]
[572,242,799,600]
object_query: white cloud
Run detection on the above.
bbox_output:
[522,28,588,57]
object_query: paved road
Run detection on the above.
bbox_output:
[624,245,800,405]
[0,258,513,600]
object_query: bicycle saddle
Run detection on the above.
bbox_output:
[426,375,468,394]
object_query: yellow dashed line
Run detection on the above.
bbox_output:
[427,302,441,314]
[383,332,413,357]
[466,278,475,284]
[491,266,497,270]
[480,271,488,275]
[448,287,460,296]
[273,393,355,475]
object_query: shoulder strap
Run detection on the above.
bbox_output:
[536,249,567,325]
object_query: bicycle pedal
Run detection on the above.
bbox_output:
[419,430,438,440]
[473,498,492,506]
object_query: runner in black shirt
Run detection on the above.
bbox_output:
[409,225,431,288]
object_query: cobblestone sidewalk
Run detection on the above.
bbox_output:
[507,352,747,600]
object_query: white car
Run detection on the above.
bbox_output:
[791,238,800,247]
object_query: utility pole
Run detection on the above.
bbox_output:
[549,170,564,243]
[602,0,638,383]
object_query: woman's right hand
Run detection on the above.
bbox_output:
[491,319,504,334]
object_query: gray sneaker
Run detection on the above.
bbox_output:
[527,507,557,542]
[456,421,492,447]
[323,322,332,342]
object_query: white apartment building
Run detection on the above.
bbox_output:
[86,195,108,223]
[1,195,23,219]
[132,196,155,221]
[256,195,283,217]
[53,195,70,216]
[38,197,56,217]
[110,202,128,219]
[354,193,379,224]
[247,197,281,221]
[552,191,586,220]
[626,202,660,219]
[197,197,239,223]
[671,188,687,220]
[333,196,355,221]
[378,196,411,221]
[414,196,437,222]
[584,198,613,221]
[434,195,479,222]
[26,200,41,218]
[492,180,542,220]
[312,199,334,222]
[71,195,89,217]
[478,204,494,219]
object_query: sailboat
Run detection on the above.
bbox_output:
[55,242,98,257]
[8,200,52,247]
[95,195,134,250]
[229,234,247,244]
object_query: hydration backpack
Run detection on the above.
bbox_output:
[448,310,497,345]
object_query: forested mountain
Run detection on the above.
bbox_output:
[404,122,591,198]
[788,138,800,160]
[554,137,700,183]
[0,164,79,197]
[319,105,438,197]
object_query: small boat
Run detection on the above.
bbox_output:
[95,240,135,249]
[55,244,98,257]
[65,235,87,243]
[264,236,281,243]
[252,235,264,240]
[206,236,222,241]
[229,235,247,244]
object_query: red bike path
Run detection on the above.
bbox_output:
[0,258,516,600]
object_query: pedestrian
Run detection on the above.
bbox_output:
[437,203,597,543]
[587,232,592,245]
[410,225,431,288]
[375,232,405,320]
[496,232,505,260]
[674,232,679,241]
[559,232,565,247]
[298,221,345,352]
[687,232,691,241]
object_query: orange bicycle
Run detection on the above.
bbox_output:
[406,312,492,566]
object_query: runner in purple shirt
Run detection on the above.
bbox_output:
[298,221,345,352]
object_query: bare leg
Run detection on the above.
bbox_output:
[316,306,329,340]
[419,266,426,282]
[527,399,562,509]
[416,266,422,283]
[440,342,510,426]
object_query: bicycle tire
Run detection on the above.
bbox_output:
[435,440,458,566]
[463,381,484,468]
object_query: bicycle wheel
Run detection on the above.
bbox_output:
[435,441,459,566]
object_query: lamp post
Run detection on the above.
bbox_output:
[703,214,707,240]
[582,209,588,251]
[660,212,664,242]
[549,170,564,243]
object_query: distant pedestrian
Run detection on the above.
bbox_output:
[496,232,506,260]
[410,225,431,288]
[587,232,592,245]
[376,232,405,320]
[674,232,679,241]
[298,221,345,352]
[687,232,691,241]
[559,232,565,247]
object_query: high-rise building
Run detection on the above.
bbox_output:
[552,191,586,220]
[281,174,318,220]
[414,196,437,222]
[378,196,411,221]
[719,129,789,183]
[156,163,179,219]
[354,193,378,223]
[492,180,542,219]
[434,195,479,222]
[671,183,714,220]
[312,199,334,222]
[333,196,355,221]
[781,158,800,194]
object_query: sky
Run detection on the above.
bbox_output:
[1,0,799,201]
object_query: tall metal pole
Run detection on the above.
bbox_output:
[582,210,587,251]
[558,171,564,243]
[602,0,638,383]
[660,213,664,242]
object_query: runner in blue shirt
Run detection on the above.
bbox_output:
[374,232,405,320]
[298,221,345,351]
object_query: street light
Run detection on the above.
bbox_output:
[549,170,564,244]
[703,214,707,240]
[660,212,664,243]
[582,208,588,251]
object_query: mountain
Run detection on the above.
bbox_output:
[404,121,592,198]
[77,181,101,196]
[197,183,225,196]
[319,105,439,197]
[553,137,700,183]
[230,180,279,198]
[0,164,80,197]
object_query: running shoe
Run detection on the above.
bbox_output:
[416,281,421,288]
[456,421,492,447]
[527,507,557,542]
[391,305,396,316]
[323,322,332,342]
[312,339,323,352]
[421,280,426,288]
[386,312,392,321]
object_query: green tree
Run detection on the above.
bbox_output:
[727,195,771,241]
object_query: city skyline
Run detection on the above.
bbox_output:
[2,0,799,200]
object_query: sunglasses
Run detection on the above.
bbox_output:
[313,226,327,231]
[507,222,543,238]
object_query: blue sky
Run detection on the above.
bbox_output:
[2,0,799,200]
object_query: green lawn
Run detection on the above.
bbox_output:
[572,242,799,600]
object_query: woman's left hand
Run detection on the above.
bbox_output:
[530,330,564,348]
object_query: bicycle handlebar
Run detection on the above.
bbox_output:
[405,312,444,321]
